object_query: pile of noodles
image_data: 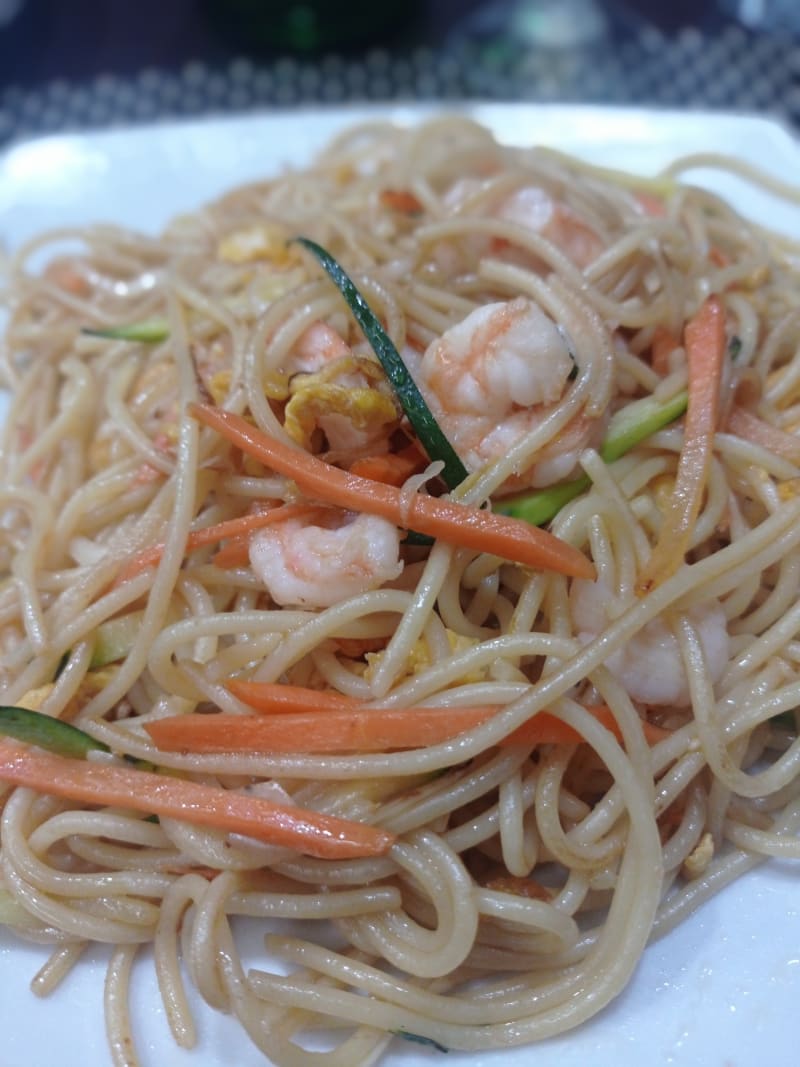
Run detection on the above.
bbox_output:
[1,115,800,1066]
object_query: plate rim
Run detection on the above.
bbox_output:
[1,98,799,1067]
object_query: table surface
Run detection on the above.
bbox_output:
[1,0,798,149]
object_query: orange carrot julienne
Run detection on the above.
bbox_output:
[0,740,393,859]
[708,246,730,269]
[228,680,360,714]
[348,446,425,487]
[227,682,669,746]
[211,536,252,569]
[650,325,680,377]
[331,635,388,658]
[637,295,726,594]
[114,502,318,586]
[380,189,423,214]
[502,704,669,748]
[144,703,670,754]
[188,403,596,580]
[146,706,497,753]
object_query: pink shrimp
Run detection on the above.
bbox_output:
[249,509,403,609]
[412,296,601,490]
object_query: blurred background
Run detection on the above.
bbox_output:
[0,0,798,146]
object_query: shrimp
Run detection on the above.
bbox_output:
[289,321,353,375]
[413,296,600,490]
[249,509,403,608]
[281,322,399,456]
[494,185,604,270]
[570,577,730,706]
[440,179,604,272]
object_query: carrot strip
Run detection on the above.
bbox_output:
[503,704,669,748]
[188,403,596,580]
[211,536,252,569]
[637,296,726,594]
[228,681,360,714]
[380,189,423,214]
[331,636,388,658]
[228,683,667,746]
[114,502,316,585]
[708,246,730,269]
[0,740,393,859]
[650,326,680,377]
[348,445,425,487]
[146,706,496,752]
[145,703,669,754]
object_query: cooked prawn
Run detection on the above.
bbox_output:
[413,296,601,489]
[249,508,403,608]
[570,576,730,706]
[441,179,604,271]
[288,321,353,375]
[494,185,604,270]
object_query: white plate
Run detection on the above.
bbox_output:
[1,103,800,1067]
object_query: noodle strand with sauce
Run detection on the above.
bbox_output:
[1,115,799,1065]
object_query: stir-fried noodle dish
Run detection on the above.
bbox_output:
[1,115,800,1064]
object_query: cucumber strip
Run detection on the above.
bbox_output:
[498,473,592,528]
[56,610,146,680]
[82,319,169,343]
[90,610,147,668]
[91,605,181,669]
[0,705,110,759]
[293,237,469,490]
[600,389,688,464]
[497,389,689,527]
[0,705,155,772]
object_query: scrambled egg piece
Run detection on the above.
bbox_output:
[217,223,300,266]
[778,477,800,501]
[283,357,399,452]
[217,225,309,321]
[284,381,398,452]
[207,370,232,406]
[18,667,118,717]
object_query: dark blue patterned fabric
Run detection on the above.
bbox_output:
[0,20,797,147]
